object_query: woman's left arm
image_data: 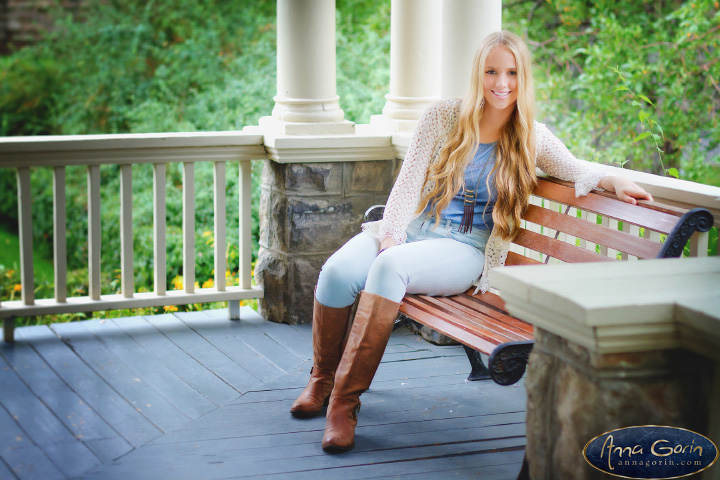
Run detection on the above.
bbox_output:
[535,123,652,204]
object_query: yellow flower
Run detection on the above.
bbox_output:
[13,284,22,292]
[172,275,183,290]
[202,278,214,289]
[163,305,179,313]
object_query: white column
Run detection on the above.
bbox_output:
[265,0,353,135]
[373,0,442,131]
[440,0,502,99]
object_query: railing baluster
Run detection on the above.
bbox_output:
[214,161,227,291]
[239,160,252,289]
[183,162,195,294]
[53,166,67,302]
[598,216,609,257]
[17,167,34,305]
[153,163,167,296]
[120,164,134,297]
[88,165,102,300]
[689,231,709,258]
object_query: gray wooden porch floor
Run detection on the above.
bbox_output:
[0,307,526,480]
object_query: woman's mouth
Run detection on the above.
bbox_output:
[492,90,511,98]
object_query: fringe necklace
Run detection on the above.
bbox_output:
[459,158,491,234]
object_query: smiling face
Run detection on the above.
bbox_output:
[483,46,519,112]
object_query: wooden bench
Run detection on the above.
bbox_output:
[365,176,715,386]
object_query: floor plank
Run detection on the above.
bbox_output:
[111,315,241,407]
[81,317,217,418]
[176,311,301,379]
[16,326,163,448]
[143,314,260,394]
[50,321,192,432]
[0,457,17,480]
[0,339,117,444]
[3,307,527,480]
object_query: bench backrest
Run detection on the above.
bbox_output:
[509,177,713,266]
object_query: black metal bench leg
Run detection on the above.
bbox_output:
[516,452,529,480]
[488,340,534,386]
[463,345,492,381]
[392,315,415,332]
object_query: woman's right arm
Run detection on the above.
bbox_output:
[377,99,460,247]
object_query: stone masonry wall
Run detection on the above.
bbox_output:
[525,328,714,480]
[254,159,398,325]
[1,0,84,53]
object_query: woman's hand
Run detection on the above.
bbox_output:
[378,237,397,254]
[598,175,653,205]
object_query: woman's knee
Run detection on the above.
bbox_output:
[365,253,407,301]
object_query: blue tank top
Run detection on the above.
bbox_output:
[425,142,497,230]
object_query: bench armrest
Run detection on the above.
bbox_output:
[364,205,386,223]
[657,208,714,258]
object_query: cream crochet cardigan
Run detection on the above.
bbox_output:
[361,98,605,293]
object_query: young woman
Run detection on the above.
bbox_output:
[290,31,652,453]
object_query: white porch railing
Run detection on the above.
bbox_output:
[0,132,266,332]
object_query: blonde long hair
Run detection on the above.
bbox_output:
[416,31,537,240]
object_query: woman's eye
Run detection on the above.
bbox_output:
[486,70,496,75]
[509,71,517,76]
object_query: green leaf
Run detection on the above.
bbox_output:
[651,133,661,142]
[639,111,649,123]
[614,85,629,92]
[638,94,655,106]
[633,132,651,142]
[666,168,679,179]
[632,100,641,107]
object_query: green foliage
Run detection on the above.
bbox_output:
[1,0,277,135]
[505,0,720,178]
[609,65,674,176]
[0,0,390,312]
[336,0,391,124]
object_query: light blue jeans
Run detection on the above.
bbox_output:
[315,213,490,308]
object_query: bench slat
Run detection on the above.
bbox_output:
[441,294,533,335]
[466,289,507,312]
[505,251,542,266]
[533,179,680,234]
[514,228,616,263]
[400,302,501,355]
[415,294,531,340]
[402,296,526,345]
[523,204,663,259]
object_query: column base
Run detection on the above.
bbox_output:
[369,114,418,133]
[259,115,355,136]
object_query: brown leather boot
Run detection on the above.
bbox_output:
[321,291,400,453]
[290,298,352,418]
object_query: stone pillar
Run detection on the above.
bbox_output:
[440,0,502,99]
[255,159,397,324]
[372,0,442,131]
[525,329,714,480]
[263,0,354,135]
